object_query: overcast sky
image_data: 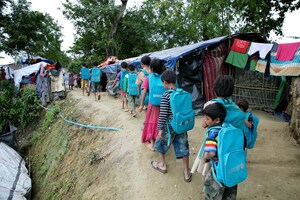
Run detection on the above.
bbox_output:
[1,0,300,64]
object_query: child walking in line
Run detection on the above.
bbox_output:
[136,56,151,110]
[112,62,129,111]
[124,64,138,117]
[203,75,245,130]
[237,98,253,129]
[91,61,102,101]
[150,70,192,182]
[80,64,90,96]
[200,75,246,199]
[201,102,239,200]
[139,58,165,151]
[69,73,74,90]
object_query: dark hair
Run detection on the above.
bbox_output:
[203,102,227,124]
[128,64,135,71]
[161,70,176,84]
[82,63,87,67]
[213,75,234,97]
[237,98,249,112]
[92,61,98,67]
[141,56,151,66]
[121,62,128,69]
[150,58,164,74]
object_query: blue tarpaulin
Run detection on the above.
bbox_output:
[20,56,54,64]
[101,36,227,74]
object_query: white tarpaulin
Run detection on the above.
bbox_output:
[13,62,48,87]
[0,142,31,200]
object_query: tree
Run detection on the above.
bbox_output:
[1,0,69,65]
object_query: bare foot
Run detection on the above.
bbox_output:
[145,143,154,151]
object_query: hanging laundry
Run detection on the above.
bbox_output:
[225,50,257,71]
[256,44,300,76]
[275,42,300,61]
[247,42,274,59]
[231,38,251,53]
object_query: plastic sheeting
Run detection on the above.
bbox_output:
[0,142,31,200]
[13,62,48,87]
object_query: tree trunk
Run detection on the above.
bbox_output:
[107,0,128,56]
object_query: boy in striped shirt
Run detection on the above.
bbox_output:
[202,103,239,200]
[150,70,192,182]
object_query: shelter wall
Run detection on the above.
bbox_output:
[230,67,281,110]
[289,77,300,145]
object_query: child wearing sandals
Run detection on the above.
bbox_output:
[150,70,192,182]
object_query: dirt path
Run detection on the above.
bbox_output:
[66,88,300,200]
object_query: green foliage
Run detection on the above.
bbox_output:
[1,0,70,65]
[30,104,59,144]
[0,80,41,129]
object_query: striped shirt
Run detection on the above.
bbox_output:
[204,128,220,161]
[157,91,174,130]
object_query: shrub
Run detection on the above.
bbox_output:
[0,80,42,129]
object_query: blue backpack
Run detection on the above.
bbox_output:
[166,88,195,145]
[211,123,248,187]
[149,73,166,106]
[120,70,128,91]
[91,68,101,82]
[127,72,138,95]
[81,68,90,80]
[213,98,245,130]
[244,111,259,149]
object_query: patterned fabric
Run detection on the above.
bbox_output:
[157,91,173,131]
[203,42,229,102]
[203,169,238,200]
[204,128,220,162]
[256,45,300,76]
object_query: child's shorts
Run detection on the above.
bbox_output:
[91,82,100,92]
[154,125,189,159]
[81,79,89,88]
[121,90,126,97]
[203,169,237,199]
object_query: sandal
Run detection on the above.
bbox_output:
[151,161,167,174]
[183,169,192,182]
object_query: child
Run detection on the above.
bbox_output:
[124,64,137,117]
[140,58,165,151]
[151,70,192,182]
[91,61,102,101]
[80,64,89,96]
[69,73,74,90]
[136,56,151,110]
[203,75,245,130]
[201,102,236,199]
[112,62,129,111]
[237,98,253,129]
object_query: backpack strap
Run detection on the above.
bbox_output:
[166,89,175,146]
[142,69,149,77]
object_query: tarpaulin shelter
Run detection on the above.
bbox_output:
[20,56,54,65]
[104,33,300,114]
